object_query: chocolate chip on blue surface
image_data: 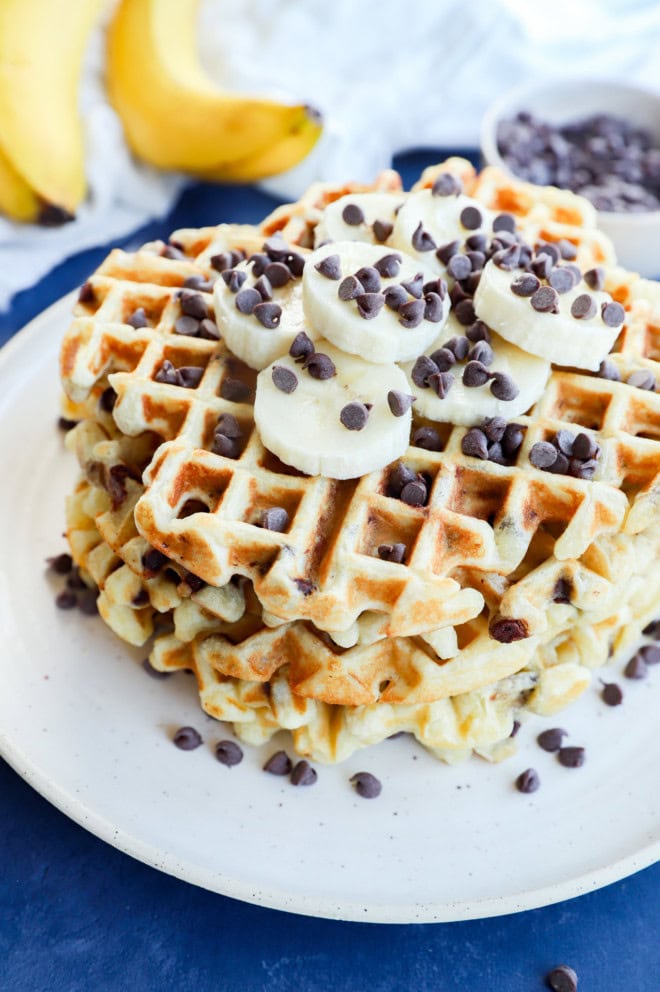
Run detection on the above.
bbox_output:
[263,750,293,775]
[436,239,460,265]
[338,275,364,301]
[461,427,489,460]
[570,293,597,320]
[173,726,202,750]
[558,746,586,768]
[378,543,406,564]
[460,205,483,230]
[384,284,408,311]
[597,358,621,381]
[356,292,385,320]
[545,964,578,992]
[584,267,605,291]
[601,681,623,706]
[411,222,437,252]
[342,203,365,226]
[304,352,336,380]
[400,479,428,507]
[398,299,425,328]
[429,371,454,398]
[412,426,442,451]
[387,390,416,417]
[431,172,461,197]
[289,330,315,359]
[489,616,529,642]
[260,507,289,531]
[290,760,318,786]
[462,360,491,387]
[271,365,298,394]
[340,401,370,431]
[372,219,394,242]
[627,369,656,390]
[350,772,383,798]
[601,301,625,327]
[254,302,282,329]
[515,768,540,794]
[411,355,439,388]
[215,740,244,767]
[374,253,402,278]
[624,653,648,679]
[531,286,560,314]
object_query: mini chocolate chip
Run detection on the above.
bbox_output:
[461,428,489,460]
[263,236,290,261]
[571,293,597,319]
[350,772,382,798]
[287,253,306,277]
[177,366,204,388]
[132,589,150,607]
[154,360,178,386]
[536,241,561,265]
[423,292,444,322]
[161,243,185,260]
[211,252,234,273]
[263,750,293,775]
[515,768,540,794]
[487,441,506,464]
[640,644,660,667]
[222,269,247,292]
[215,740,243,766]
[180,290,209,320]
[429,347,456,372]
[372,219,394,242]
[466,319,491,343]
[388,462,417,497]
[387,390,416,417]
[643,619,660,639]
[183,275,214,292]
[271,365,298,394]
[141,547,168,572]
[304,352,336,379]
[445,336,470,361]
[468,341,494,366]
[356,293,385,320]
[558,239,578,261]
[412,426,442,451]
[338,275,364,301]
[127,307,148,329]
[510,720,521,738]
[429,371,454,398]
[254,302,282,328]
[572,432,598,460]
[384,284,408,311]
[411,222,436,252]
[174,315,200,336]
[545,964,578,992]
[411,355,439,388]
[260,507,289,532]
[235,287,261,314]
[460,205,483,230]
[213,413,241,439]
[548,451,570,475]
[531,254,554,280]
[436,239,460,264]
[482,416,507,442]
[55,590,77,610]
[78,281,95,304]
[374,253,402,278]
[625,653,648,679]
[220,377,250,403]
[199,319,220,340]
[77,588,99,615]
[401,273,424,299]
[99,386,117,412]
[254,275,273,301]
[462,361,490,387]
[57,416,79,431]
[340,401,369,431]
[400,479,427,507]
[627,369,656,390]
[378,543,406,563]
[173,726,202,750]
[598,358,621,381]
[398,299,425,328]
[264,261,292,287]
[447,254,472,281]
[493,212,516,233]
[549,267,575,294]
[453,299,477,325]
[558,746,586,768]
[466,250,486,272]
[502,423,525,457]
[492,245,521,270]
[584,267,605,291]
[290,760,317,786]
[530,441,558,469]
[489,617,529,642]
[48,552,73,574]
[432,172,461,196]
[601,301,625,327]
[601,682,623,706]
[537,727,567,752]
[212,434,238,457]
[554,430,575,456]
[315,254,342,280]
[289,331,315,359]
[248,252,269,276]
[553,577,572,604]
[342,203,365,226]
[531,286,560,313]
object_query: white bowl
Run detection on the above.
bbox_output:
[480,78,660,278]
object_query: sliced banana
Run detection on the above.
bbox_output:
[314,192,406,247]
[390,188,495,273]
[254,341,412,479]
[213,249,318,370]
[473,260,624,370]
[400,315,550,426]
[303,241,449,364]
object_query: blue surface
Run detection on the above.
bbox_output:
[1,151,659,991]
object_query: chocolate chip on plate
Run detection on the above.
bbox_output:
[215,740,244,766]
[624,652,648,679]
[55,590,77,610]
[558,746,586,768]
[350,772,382,798]
[515,768,540,794]
[263,750,293,775]
[48,552,73,574]
[537,727,567,752]
[290,760,318,786]
[173,726,203,750]
[601,681,623,706]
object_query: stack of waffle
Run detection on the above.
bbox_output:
[59,159,660,764]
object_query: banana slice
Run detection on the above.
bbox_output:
[254,341,412,479]
[400,315,550,426]
[473,260,624,370]
[303,241,449,364]
[390,188,495,274]
[314,192,407,246]
[213,246,318,370]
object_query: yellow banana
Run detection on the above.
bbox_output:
[0,146,41,223]
[106,0,322,175]
[0,0,104,215]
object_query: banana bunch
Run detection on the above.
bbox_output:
[0,0,322,224]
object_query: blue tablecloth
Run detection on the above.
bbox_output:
[1,152,658,992]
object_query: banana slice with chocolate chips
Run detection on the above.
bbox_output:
[314,192,407,247]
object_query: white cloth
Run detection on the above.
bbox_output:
[1,0,659,311]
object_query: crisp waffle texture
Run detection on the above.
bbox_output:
[59,158,660,763]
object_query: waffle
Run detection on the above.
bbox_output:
[58,158,660,764]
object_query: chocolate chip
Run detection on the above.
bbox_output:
[254,303,282,329]
[154,361,178,385]
[493,212,516,233]
[304,352,336,379]
[462,361,490,387]
[342,203,365,226]
[466,233,488,252]
[387,390,415,417]
[461,428,488,459]
[222,269,247,292]
[548,451,570,475]
[428,371,454,398]
[340,401,370,431]
[260,507,289,532]
[177,366,204,389]
[400,480,427,507]
[287,253,306,278]
[487,441,506,464]
[55,590,77,610]
[271,365,298,394]
[572,432,598,460]
[374,253,402,278]
[212,433,239,458]
[401,273,424,299]
[453,299,477,325]
[411,355,439,388]
[468,341,494,366]
[412,426,442,451]
[173,726,202,750]
[372,219,394,242]
[447,254,472,281]
[460,205,483,230]
[466,319,491,343]
[76,588,98,615]
[553,577,572,604]
[601,682,623,706]
[510,720,521,738]
[411,222,437,252]
[263,750,293,775]
[537,727,567,752]
[57,416,79,431]
[530,441,558,469]
[553,430,574,456]
[423,292,444,322]
[263,237,290,261]
[198,319,220,340]
[624,653,648,679]
[627,369,656,390]
[235,287,261,315]
[570,293,597,319]
[290,760,317,786]
[601,301,625,327]
[315,254,341,280]
[141,547,168,572]
[436,239,460,265]
[502,423,525,457]
[264,261,291,288]
[489,617,529,642]
[220,377,250,402]
[388,462,417,497]
[132,589,150,607]
[536,241,561,265]
[492,244,521,270]
[289,331,315,360]
[338,275,364,301]
[445,336,470,361]
[174,315,200,336]
[350,772,382,798]
[215,740,243,766]
[356,292,385,320]
[515,768,540,794]
[598,358,621,381]
[643,619,660,639]
[558,746,586,768]
[549,267,575,294]
[429,347,456,372]
[545,964,578,992]
[180,290,209,320]
[378,543,406,563]
[482,416,507,442]
[398,299,425,328]
[98,386,117,412]
[531,286,560,313]
[184,275,213,293]
[78,281,95,304]
[584,267,605,291]
[641,644,660,665]
[252,275,272,302]
[48,552,73,574]
[126,306,148,329]
[384,284,408,311]
[531,254,554,280]
[211,252,234,273]
[431,172,461,196]
[67,569,86,590]
[161,243,185,260]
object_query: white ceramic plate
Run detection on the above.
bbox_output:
[0,294,658,923]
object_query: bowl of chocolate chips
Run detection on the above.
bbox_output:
[480,78,660,277]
